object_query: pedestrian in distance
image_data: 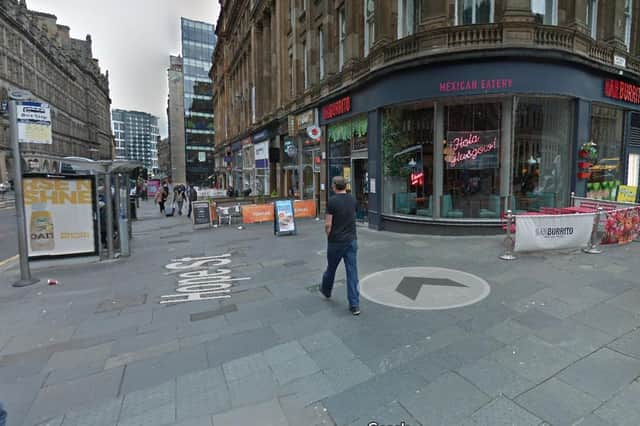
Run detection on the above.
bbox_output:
[175,185,187,215]
[187,184,198,218]
[156,184,168,215]
[319,176,360,315]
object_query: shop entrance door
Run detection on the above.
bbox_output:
[352,158,369,221]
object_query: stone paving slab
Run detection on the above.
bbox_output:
[3,201,640,426]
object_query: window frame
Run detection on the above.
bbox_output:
[625,0,633,50]
[455,0,495,25]
[339,6,346,70]
[303,39,309,89]
[364,0,375,56]
[586,0,598,39]
[531,0,558,25]
[397,0,419,38]
[319,26,325,80]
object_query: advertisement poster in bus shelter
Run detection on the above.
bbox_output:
[23,175,97,258]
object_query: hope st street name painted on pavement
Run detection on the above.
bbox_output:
[161,253,250,304]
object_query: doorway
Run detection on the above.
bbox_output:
[352,158,369,221]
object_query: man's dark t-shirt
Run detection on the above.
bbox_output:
[327,193,357,243]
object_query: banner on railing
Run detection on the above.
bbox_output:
[601,206,640,245]
[514,213,595,252]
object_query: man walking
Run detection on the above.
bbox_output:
[320,176,360,315]
[187,184,198,218]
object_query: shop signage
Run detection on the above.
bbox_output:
[439,79,513,94]
[604,79,640,104]
[191,201,212,228]
[274,199,296,236]
[410,172,424,186]
[514,213,595,252]
[17,101,52,145]
[296,110,315,130]
[252,129,270,143]
[307,125,321,140]
[322,96,351,120]
[23,175,96,258]
[617,185,638,203]
[445,130,500,169]
[254,141,269,168]
[614,55,627,68]
[242,204,275,224]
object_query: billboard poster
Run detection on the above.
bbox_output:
[445,130,500,169]
[23,176,96,257]
[274,200,296,236]
[514,213,594,252]
[146,179,161,197]
[294,200,316,218]
[242,204,274,224]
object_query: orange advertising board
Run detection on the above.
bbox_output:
[294,200,316,218]
[209,200,217,222]
[242,204,275,224]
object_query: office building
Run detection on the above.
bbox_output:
[111,109,159,173]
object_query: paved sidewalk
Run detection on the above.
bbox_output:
[1,200,640,425]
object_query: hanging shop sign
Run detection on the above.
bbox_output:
[17,101,52,145]
[274,199,296,236]
[604,79,640,104]
[514,213,595,252]
[444,130,500,170]
[23,175,96,258]
[254,141,269,168]
[284,138,298,158]
[322,96,351,120]
[296,110,315,131]
[192,201,212,229]
[307,125,322,140]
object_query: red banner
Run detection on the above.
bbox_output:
[294,200,316,218]
[241,204,274,224]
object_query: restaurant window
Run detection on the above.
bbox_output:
[443,102,501,219]
[382,104,434,217]
[513,98,573,212]
[328,116,368,194]
[532,0,557,25]
[456,0,494,25]
[587,104,624,200]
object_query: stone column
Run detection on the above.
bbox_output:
[344,0,363,65]
[602,0,627,49]
[503,0,535,22]
[567,0,589,34]
[373,0,394,48]
[421,0,449,30]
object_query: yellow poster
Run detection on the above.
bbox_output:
[343,167,351,191]
[617,185,638,203]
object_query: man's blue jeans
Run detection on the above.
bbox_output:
[321,240,359,308]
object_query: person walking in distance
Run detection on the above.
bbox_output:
[187,184,198,218]
[319,176,360,315]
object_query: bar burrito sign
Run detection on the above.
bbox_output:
[445,130,499,169]
[514,213,595,252]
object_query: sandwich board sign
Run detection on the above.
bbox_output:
[274,199,296,236]
[192,201,212,229]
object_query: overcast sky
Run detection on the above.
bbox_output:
[27,0,220,137]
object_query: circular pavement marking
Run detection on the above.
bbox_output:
[360,267,490,310]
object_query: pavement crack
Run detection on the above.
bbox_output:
[117,364,127,398]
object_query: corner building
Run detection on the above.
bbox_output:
[212,0,640,233]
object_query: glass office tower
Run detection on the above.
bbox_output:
[181,18,216,186]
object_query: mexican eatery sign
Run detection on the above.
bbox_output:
[322,96,351,120]
[604,79,640,104]
[445,130,500,169]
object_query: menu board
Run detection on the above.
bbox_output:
[445,130,500,170]
[274,200,296,236]
[192,201,211,228]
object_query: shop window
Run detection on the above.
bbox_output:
[587,104,624,200]
[328,115,368,193]
[382,105,434,217]
[456,0,494,25]
[443,103,501,219]
[513,98,573,212]
[532,0,557,25]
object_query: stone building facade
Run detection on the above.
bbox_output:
[212,0,640,232]
[0,0,113,183]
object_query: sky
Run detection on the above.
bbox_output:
[27,0,220,137]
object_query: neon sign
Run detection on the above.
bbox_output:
[410,172,424,186]
[445,131,500,169]
[322,96,351,120]
[604,79,640,104]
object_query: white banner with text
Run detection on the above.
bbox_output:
[514,213,595,252]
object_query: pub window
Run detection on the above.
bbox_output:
[455,0,494,25]
[586,0,598,39]
[364,0,375,56]
[532,0,558,25]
